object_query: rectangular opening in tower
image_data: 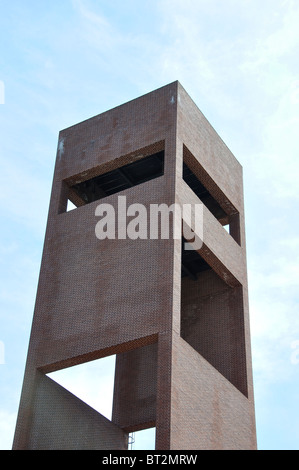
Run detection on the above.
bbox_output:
[181,238,210,281]
[112,341,158,437]
[129,427,156,450]
[183,162,228,224]
[180,239,248,397]
[64,150,164,211]
[182,146,241,245]
[44,337,158,450]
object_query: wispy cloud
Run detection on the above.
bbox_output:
[154,4,299,447]
[1,0,298,450]
[72,0,120,50]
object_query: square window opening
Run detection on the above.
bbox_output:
[182,156,241,245]
[62,150,164,212]
[180,239,248,397]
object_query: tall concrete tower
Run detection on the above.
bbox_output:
[13,82,257,450]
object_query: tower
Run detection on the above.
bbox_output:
[13,82,257,450]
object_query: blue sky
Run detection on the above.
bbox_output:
[1,0,299,450]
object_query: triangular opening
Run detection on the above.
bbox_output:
[47,355,116,420]
[66,199,77,212]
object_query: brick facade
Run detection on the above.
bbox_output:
[13,82,257,450]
